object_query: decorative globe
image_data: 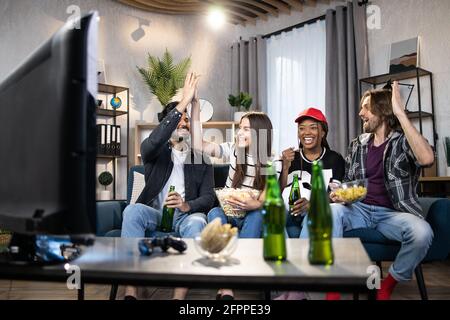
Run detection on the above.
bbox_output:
[110,97,122,109]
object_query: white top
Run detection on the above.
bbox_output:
[219,142,281,190]
[281,149,336,213]
[153,148,187,211]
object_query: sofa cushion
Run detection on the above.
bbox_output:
[129,171,145,204]
[127,165,145,204]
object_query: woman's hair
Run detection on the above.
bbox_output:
[297,118,330,149]
[231,112,273,191]
[360,89,400,131]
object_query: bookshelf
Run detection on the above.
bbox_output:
[96,83,129,201]
[359,67,438,176]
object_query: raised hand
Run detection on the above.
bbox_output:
[181,72,200,106]
[391,81,406,117]
[281,147,296,170]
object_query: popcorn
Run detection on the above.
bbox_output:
[215,188,260,217]
[200,218,238,253]
[335,185,367,203]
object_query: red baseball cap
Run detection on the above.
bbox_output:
[294,107,328,126]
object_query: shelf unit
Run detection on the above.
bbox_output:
[134,121,239,165]
[359,67,438,176]
[96,83,129,200]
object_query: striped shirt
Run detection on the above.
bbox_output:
[219,142,282,190]
[345,131,424,218]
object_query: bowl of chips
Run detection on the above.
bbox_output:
[332,179,368,204]
[194,218,238,261]
[214,188,260,218]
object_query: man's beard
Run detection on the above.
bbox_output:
[171,126,190,141]
[363,117,383,133]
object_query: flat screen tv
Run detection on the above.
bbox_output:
[0,12,99,263]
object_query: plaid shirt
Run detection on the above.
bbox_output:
[344,131,423,218]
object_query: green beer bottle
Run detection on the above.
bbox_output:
[262,163,286,261]
[289,173,301,214]
[307,161,334,265]
[160,185,175,232]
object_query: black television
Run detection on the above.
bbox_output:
[0,12,98,263]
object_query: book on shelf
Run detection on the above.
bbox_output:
[116,125,121,156]
[105,124,111,155]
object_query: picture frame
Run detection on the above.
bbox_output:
[389,37,420,74]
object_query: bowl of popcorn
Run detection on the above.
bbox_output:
[214,188,260,218]
[332,179,368,204]
[194,218,238,261]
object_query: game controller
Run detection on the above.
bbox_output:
[138,236,187,256]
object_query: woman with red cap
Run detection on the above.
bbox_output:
[273,107,345,300]
[280,107,345,238]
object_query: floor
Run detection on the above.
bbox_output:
[1,260,449,300]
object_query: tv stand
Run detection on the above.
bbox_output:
[0,233,94,266]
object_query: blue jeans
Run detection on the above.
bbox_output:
[207,207,263,238]
[121,203,207,238]
[300,201,433,282]
[285,210,304,238]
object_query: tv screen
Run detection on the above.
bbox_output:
[0,12,98,236]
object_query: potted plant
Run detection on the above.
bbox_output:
[137,49,191,107]
[98,171,114,200]
[228,92,253,122]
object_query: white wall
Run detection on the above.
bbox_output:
[368,0,450,176]
[0,0,237,198]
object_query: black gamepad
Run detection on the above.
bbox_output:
[138,236,187,256]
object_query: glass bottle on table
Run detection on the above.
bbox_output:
[160,185,175,232]
[262,162,286,261]
[307,161,334,265]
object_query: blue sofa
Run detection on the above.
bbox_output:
[96,164,229,237]
[97,165,450,299]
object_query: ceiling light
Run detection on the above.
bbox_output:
[208,7,225,30]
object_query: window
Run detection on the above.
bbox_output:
[266,20,326,156]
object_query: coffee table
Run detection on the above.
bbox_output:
[0,237,376,299]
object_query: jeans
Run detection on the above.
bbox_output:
[285,210,304,238]
[207,207,263,238]
[121,203,207,238]
[300,201,433,282]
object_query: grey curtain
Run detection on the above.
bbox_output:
[231,36,267,112]
[325,0,370,156]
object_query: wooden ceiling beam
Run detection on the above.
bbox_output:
[301,0,318,7]
[223,8,256,25]
[118,0,197,15]
[134,0,203,11]
[234,0,279,17]
[210,0,268,21]
[261,0,290,14]
[283,0,304,11]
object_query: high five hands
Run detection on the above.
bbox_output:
[180,72,200,107]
